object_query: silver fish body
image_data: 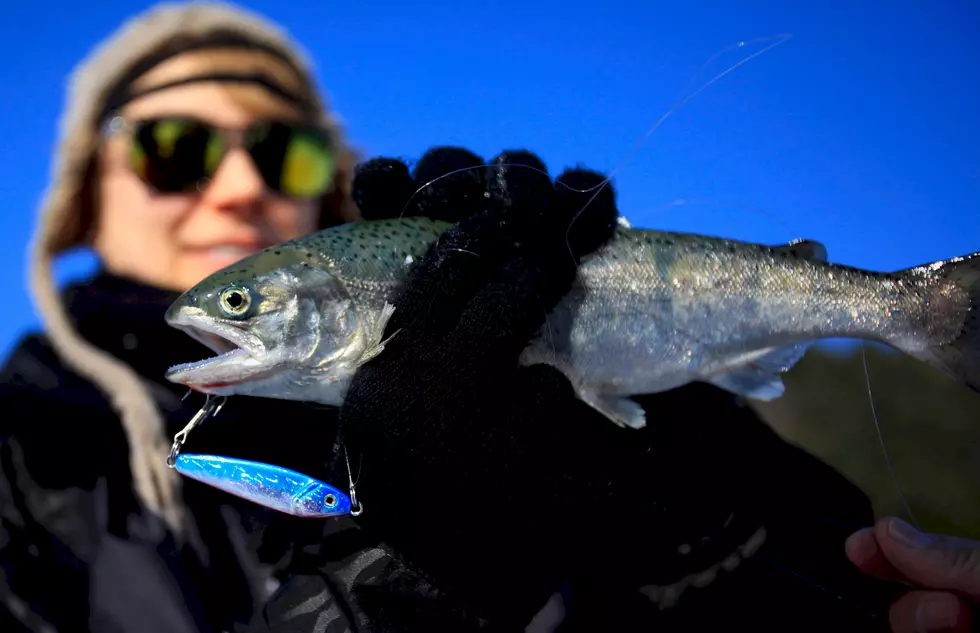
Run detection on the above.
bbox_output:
[165,217,980,429]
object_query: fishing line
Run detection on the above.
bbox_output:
[643,198,801,243]
[396,35,796,365]
[754,554,883,622]
[396,34,802,380]
[787,509,875,532]
[559,34,793,261]
[302,401,335,410]
[396,33,794,257]
[860,342,921,531]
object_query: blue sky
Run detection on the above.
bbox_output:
[0,0,977,359]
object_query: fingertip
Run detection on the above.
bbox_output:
[845,526,876,566]
[412,146,488,223]
[553,167,616,217]
[552,167,619,258]
[413,146,486,184]
[889,591,972,633]
[486,150,554,220]
[845,524,909,583]
[881,517,935,550]
[489,149,548,176]
[352,157,416,220]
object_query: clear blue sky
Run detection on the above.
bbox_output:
[0,0,977,359]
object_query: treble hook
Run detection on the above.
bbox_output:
[166,394,227,467]
[344,445,363,517]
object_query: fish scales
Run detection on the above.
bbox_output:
[523,229,959,402]
[291,219,966,413]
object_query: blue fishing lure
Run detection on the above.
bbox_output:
[174,453,353,518]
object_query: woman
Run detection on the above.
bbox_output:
[3,4,974,632]
[0,3,360,631]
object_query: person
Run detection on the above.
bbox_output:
[0,3,362,631]
[2,4,973,632]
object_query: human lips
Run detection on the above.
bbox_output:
[203,244,263,259]
[184,240,271,264]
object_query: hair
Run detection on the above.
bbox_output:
[28,1,361,540]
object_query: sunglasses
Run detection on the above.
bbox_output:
[100,115,337,199]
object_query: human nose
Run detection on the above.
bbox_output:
[202,147,264,210]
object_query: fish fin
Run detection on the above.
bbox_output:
[579,390,647,429]
[707,368,786,401]
[770,239,828,262]
[751,343,811,373]
[357,302,398,367]
[897,252,980,393]
[705,343,810,400]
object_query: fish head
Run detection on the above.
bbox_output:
[291,481,353,517]
[164,244,365,404]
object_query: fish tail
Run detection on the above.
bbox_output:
[897,252,980,393]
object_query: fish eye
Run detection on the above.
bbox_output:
[324,494,337,507]
[218,286,252,318]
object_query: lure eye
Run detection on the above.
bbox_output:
[324,494,337,507]
[218,286,252,318]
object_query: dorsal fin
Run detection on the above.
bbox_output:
[770,238,828,262]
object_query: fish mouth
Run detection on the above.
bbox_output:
[165,310,266,388]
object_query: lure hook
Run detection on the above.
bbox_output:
[344,445,363,517]
[166,395,228,468]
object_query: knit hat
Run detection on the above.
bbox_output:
[27,1,360,536]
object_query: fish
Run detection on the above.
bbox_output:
[174,453,352,517]
[163,216,980,430]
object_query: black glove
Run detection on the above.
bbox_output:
[329,147,901,631]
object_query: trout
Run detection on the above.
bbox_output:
[164,217,980,429]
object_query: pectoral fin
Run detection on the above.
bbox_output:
[705,343,811,401]
[357,302,398,367]
[751,343,810,373]
[707,368,785,401]
[579,389,648,429]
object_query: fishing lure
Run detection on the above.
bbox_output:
[167,393,361,518]
[174,453,356,518]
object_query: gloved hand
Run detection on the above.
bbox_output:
[327,146,900,632]
[340,147,639,622]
